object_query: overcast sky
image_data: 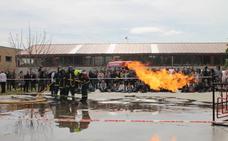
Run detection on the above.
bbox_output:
[0,0,228,46]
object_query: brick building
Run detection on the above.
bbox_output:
[0,46,17,71]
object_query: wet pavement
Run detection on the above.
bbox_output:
[0,93,228,141]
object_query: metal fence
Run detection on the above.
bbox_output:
[212,83,228,126]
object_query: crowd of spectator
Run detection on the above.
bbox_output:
[0,68,50,93]
[0,65,224,94]
[89,66,223,93]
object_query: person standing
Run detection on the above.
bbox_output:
[0,71,7,93]
[50,71,56,96]
[11,70,16,90]
[53,67,61,97]
[38,67,45,92]
[30,72,37,91]
[59,69,67,100]
[202,66,210,91]
[18,71,24,91]
[215,66,222,83]
[6,71,11,91]
[24,71,30,92]
[65,66,76,99]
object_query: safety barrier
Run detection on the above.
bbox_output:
[0,117,213,124]
[5,75,212,81]
[216,92,228,119]
[212,83,228,126]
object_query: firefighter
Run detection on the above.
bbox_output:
[65,66,76,100]
[59,69,67,100]
[74,69,82,94]
[78,70,90,103]
[53,67,61,97]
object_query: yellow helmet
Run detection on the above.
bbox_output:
[74,69,82,76]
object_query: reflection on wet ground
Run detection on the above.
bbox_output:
[54,101,90,133]
[0,95,228,141]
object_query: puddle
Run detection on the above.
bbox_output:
[0,95,227,141]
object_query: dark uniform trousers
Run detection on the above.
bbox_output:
[81,83,88,102]
[1,82,6,93]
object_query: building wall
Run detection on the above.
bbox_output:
[0,46,17,72]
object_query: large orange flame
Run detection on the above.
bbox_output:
[125,61,194,92]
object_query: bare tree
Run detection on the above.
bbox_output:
[9,26,52,68]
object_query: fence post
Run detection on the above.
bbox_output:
[212,82,215,123]
[212,73,216,124]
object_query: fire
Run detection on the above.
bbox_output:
[150,135,160,141]
[150,135,176,141]
[125,61,194,92]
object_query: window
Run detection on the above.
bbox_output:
[105,56,113,64]
[64,56,74,65]
[94,56,104,66]
[83,56,92,66]
[5,56,12,62]
[18,58,34,67]
[74,56,83,66]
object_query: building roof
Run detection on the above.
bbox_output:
[0,46,18,50]
[18,42,228,55]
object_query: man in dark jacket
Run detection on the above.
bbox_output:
[24,71,30,92]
